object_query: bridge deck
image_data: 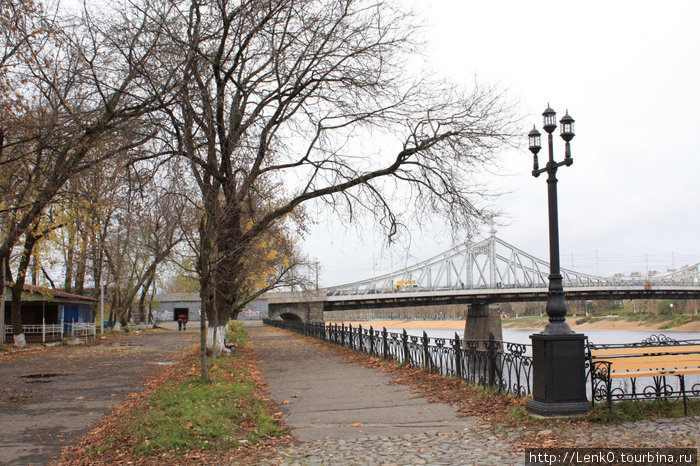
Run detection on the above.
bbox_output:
[322,286,700,310]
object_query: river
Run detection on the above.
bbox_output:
[384,327,699,348]
[383,326,699,399]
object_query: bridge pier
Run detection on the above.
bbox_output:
[463,303,502,347]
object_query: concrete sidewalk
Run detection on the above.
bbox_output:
[248,322,469,442]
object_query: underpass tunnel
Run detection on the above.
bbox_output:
[279,312,303,322]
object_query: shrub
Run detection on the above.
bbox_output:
[225,320,247,348]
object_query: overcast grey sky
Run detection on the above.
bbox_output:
[305,0,700,286]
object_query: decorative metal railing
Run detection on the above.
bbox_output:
[587,334,700,413]
[2,322,96,343]
[65,322,96,338]
[263,319,532,398]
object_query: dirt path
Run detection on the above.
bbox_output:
[0,329,198,465]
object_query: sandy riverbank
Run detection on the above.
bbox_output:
[333,318,700,332]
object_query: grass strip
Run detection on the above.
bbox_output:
[588,398,700,424]
[124,358,279,454]
[58,324,286,465]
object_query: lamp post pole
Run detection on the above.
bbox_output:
[525,104,590,416]
[529,105,575,334]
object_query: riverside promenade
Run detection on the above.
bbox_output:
[250,322,523,464]
[249,322,700,465]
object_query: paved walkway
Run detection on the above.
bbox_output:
[249,322,522,464]
[0,328,198,465]
[250,322,700,465]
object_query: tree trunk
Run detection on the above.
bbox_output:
[137,269,155,324]
[117,303,130,327]
[208,294,220,359]
[10,288,25,348]
[64,232,74,291]
[108,288,120,328]
[206,324,229,355]
[11,231,39,347]
[74,237,87,295]
[30,257,38,285]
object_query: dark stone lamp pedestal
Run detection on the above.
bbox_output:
[525,332,590,416]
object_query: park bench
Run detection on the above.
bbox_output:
[588,335,700,415]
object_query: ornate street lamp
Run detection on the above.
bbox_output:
[525,104,590,416]
[529,105,575,334]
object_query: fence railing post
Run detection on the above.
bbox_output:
[454,333,462,379]
[422,331,430,370]
[369,326,374,355]
[358,325,363,353]
[402,329,410,365]
[488,332,496,388]
[382,327,388,358]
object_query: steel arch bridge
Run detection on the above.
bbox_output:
[326,234,700,302]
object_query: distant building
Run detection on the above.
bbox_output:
[151,293,269,322]
[2,284,96,344]
[151,293,200,323]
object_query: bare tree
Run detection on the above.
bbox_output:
[101,161,191,327]
[0,0,176,345]
[142,0,516,354]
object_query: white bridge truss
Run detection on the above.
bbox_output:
[328,234,700,296]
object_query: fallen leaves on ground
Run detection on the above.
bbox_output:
[281,329,594,452]
[54,341,291,465]
[0,331,145,362]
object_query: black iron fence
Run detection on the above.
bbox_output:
[263,319,532,398]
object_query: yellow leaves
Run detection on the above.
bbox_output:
[234,225,296,295]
